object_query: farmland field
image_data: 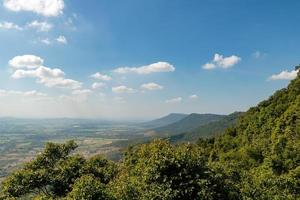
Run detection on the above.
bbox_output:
[0,118,145,180]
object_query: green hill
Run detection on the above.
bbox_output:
[139,113,188,128]
[203,69,300,199]
[154,113,226,136]
[169,112,243,143]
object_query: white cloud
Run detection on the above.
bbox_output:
[91,82,106,90]
[141,82,163,90]
[10,55,82,90]
[56,35,67,44]
[165,97,182,104]
[0,21,22,30]
[40,38,52,45]
[38,77,82,89]
[112,86,136,94]
[3,0,65,17]
[27,20,53,32]
[9,55,44,69]
[202,63,216,70]
[203,53,241,70]
[90,72,112,81]
[269,69,299,81]
[0,89,47,97]
[12,66,65,79]
[72,89,92,95]
[189,94,198,100]
[113,62,175,74]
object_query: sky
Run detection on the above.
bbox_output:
[0,0,300,120]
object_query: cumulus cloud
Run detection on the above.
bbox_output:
[56,35,67,44]
[113,62,175,74]
[91,82,106,90]
[141,82,163,91]
[90,72,112,81]
[39,77,82,89]
[269,69,299,81]
[9,55,44,69]
[0,89,47,97]
[202,53,241,70]
[27,20,53,32]
[189,94,198,100]
[10,55,82,90]
[112,86,136,94]
[165,97,182,104]
[12,66,65,79]
[0,21,22,30]
[3,0,65,17]
[202,63,216,70]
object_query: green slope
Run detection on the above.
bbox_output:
[154,113,226,136]
[139,113,188,128]
[204,69,300,199]
[169,112,243,143]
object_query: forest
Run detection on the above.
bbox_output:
[0,70,299,200]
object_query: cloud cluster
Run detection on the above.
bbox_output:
[141,82,163,91]
[114,62,175,74]
[9,55,44,69]
[112,86,136,94]
[39,35,68,45]
[0,20,60,35]
[0,21,22,30]
[269,69,299,81]
[3,0,65,17]
[90,72,112,81]
[92,82,106,90]
[203,53,241,70]
[27,20,53,32]
[10,55,82,90]
[56,35,67,44]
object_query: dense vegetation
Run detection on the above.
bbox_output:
[1,71,299,199]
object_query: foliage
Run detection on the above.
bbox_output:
[0,141,116,199]
[1,71,300,199]
[110,140,235,200]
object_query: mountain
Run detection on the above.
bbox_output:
[201,69,300,198]
[153,113,226,136]
[169,112,243,143]
[139,113,188,128]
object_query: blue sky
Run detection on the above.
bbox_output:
[0,0,299,119]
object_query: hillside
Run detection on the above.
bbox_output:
[169,112,243,143]
[203,69,300,199]
[139,113,188,128]
[154,113,225,136]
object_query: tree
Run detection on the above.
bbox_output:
[66,175,113,200]
[1,141,116,199]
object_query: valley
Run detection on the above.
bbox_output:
[0,113,238,181]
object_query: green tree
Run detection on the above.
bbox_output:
[1,141,116,199]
